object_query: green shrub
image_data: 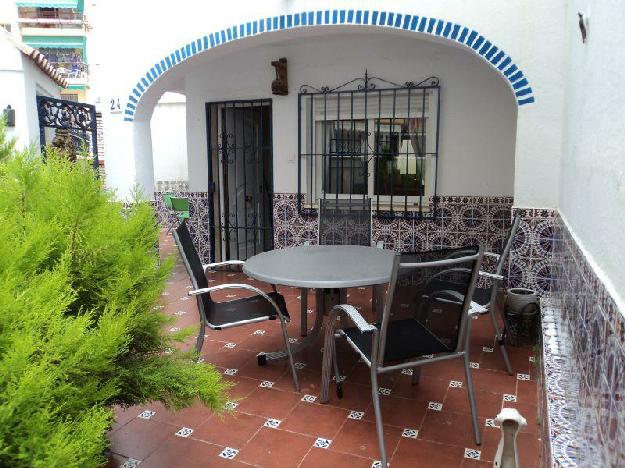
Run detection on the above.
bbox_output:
[0,129,229,467]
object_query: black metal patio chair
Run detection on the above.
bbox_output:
[300,198,383,336]
[172,222,300,391]
[320,245,484,465]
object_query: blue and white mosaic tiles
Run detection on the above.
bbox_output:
[123,9,535,122]
[540,213,625,467]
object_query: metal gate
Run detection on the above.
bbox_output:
[206,100,273,262]
[36,95,99,170]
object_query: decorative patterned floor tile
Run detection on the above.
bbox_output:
[482,346,494,353]
[402,428,419,439]
[347,410,365,420]
[517,373,530,381]
[253,329,266,335]
[503,394,517,402]
[259,380,274,388]
[224,368,238,376]
[401,368,413,376]
[428,402,443,411]
[485,418,500,428]
[464,448,481,460]
[378,387,392,396]
[174,310,187,316]
[224,401,239,410]
[137,410,156,420]
[264,418,282,429]
[175,427,193,438]
[469,362,480,369]
[313,437,332,449]
[121,459,141,468]
[449,380,463,388]
[301,394,317,403]
[224,342,237,349]
[294,362,306,369]
[219,447,239,460]
[332,375,346,383]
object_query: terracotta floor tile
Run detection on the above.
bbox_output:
[322,382,375,412]
[299,447,372,467]
[192,411,264,447]
[236,355,290,382]
[237,427,314,467]
[444,386,503,419]
[391,438,465,468]
[471,368,518,395]
[420,358,466,382]
[202,348,258,369]
[331,419,402,459]
[274,367,322,394]
[516,432,542,468]
[108,418,176,460]
[281,401,349,438]
[392,374,450,402]
[347,361,398,388]
[362,395,428,429]
[516,378,539,406]
[139,436,226,468]
[418,410,483,448]
[224,375,263,400]
[480,347,530,374]
[111,405,141,431]
[235,387,301,420]
[152,401,213,428]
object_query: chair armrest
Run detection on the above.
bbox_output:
[484,251,501,260]
[479,271,504,281]
[331,304,377,334]
[202,260,245,274]
[189,283,289,321]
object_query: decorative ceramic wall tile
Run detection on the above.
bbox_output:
[540,213,625,467]
[153,191,211,263]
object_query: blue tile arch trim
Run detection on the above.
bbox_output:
[122,9,535,121]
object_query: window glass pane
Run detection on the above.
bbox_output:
[374,118,426,196]
[322,120,368,195]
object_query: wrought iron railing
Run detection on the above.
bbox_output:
[297,72,441,219]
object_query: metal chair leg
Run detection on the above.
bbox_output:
[300,288,308,337]
[489,306,513,375]
[370,370,388,466]
[277,316,300,392]
[332,340,343,398]
[463,353,481,445]
[195,320,206,353]
[411,367,421,385]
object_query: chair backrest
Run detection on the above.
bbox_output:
[377,245,484,366]
[318,198,372,246]
[170,196,190,213]
[162,193,174,209]
[495,213,521,276]
[172,222,213,321]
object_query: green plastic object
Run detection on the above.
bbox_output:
[162,193,174,209]
[170,196,190,221]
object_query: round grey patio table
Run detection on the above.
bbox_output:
[243,245,396,361]
[243,244,396,289]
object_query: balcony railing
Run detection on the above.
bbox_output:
[17,7,85,27]
[49,61,88,80]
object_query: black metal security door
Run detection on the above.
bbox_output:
[206,100,273,262]
[36,95,99,169]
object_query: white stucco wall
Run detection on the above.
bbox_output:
[0,32,60,149]
[88,0,567,205]
[184,31,517,195]
[559,0,625,309]
[151,92,188,184]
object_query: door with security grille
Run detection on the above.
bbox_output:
[207,100,273,262]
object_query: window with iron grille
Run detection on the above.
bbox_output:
[297,73,440,218]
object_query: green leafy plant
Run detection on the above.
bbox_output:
[0,144,229,467]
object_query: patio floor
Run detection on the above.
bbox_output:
[107,232,543,467]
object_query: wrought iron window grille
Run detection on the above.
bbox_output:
[36,95,99,170]
[297,71,440,220]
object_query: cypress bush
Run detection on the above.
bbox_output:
[0,120,229,467]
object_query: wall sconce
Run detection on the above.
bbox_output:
[3,105,15,127]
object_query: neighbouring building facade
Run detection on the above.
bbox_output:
[9,0,625,465]
[13,0,90,102]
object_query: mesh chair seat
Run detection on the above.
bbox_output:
[344,319,450,363]
[204,291,289,328]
